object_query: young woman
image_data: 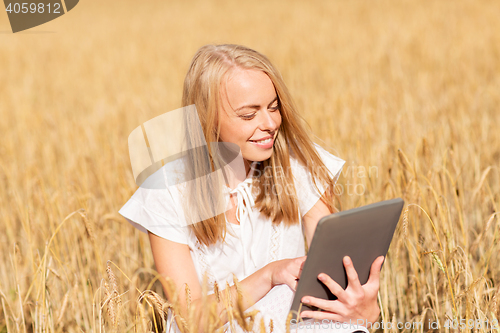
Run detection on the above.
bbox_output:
[119,44,383,332]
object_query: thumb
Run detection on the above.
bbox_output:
[294,256,307,266]
[298,256,307,272]
[367,256,384,286]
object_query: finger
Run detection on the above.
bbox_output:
[343,256,362,291]
[366,256,384,287]
[316,273,347,302]
[300,295,341,314]
[299,310,344,322]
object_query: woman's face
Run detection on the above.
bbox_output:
[218,68,281,173]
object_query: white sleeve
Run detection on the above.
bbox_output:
[118,179,190,245]
[291,143,345,216]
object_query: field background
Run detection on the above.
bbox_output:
[1,0,499,332]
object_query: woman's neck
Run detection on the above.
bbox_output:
[244,159,252,176]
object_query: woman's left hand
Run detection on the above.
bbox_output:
[299,255,384,326]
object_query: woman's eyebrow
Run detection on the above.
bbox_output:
[235,104,260,112]
[235,96,278,112]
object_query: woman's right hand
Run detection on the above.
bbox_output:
[266,256,307,291]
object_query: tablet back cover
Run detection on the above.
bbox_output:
[290,198,404,315]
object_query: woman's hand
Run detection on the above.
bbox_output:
[266,256,307,291]
[300,255,384,325]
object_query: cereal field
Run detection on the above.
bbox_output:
[0,0,499,331]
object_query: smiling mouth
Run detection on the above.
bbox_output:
[250,137,273,144]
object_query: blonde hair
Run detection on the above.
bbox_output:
[182,44,338,246]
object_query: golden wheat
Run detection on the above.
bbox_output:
[1,0,499,331]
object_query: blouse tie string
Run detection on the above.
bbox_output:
[227,164,259,276]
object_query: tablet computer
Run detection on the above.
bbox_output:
[290,198,405,315]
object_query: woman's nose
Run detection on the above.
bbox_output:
[259,109,280,131]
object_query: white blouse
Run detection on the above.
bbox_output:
[119,144,368,332]
[120,143,343,289]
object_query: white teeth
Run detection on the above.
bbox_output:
[253,138,272,144]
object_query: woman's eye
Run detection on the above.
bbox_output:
[269,105,279,111]
[240,113,256,120]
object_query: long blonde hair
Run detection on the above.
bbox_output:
[182,44,338,246]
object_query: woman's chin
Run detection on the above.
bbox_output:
[243,148,274,163]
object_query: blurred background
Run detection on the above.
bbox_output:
[1,0,499,331]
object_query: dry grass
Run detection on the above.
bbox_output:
[1,0,499,331]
